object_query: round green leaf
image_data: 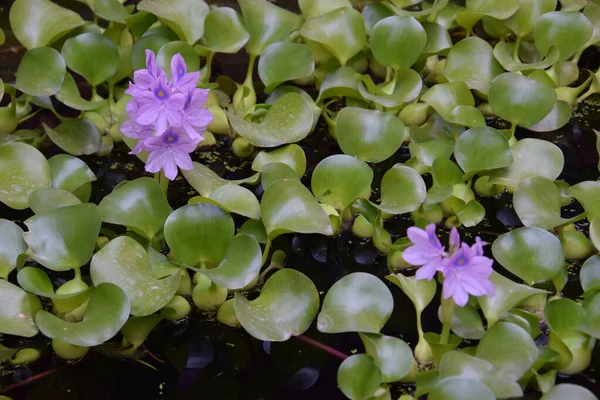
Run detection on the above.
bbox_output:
[238,219,268,244]
[208,185,261,219]
[93,0,130,23]
[542,384,598,400]
[359,333,413,383]
[488,138,564,190]
[317,272,394,333]
[466,0,520,19]
[121,314,163,349]
[300,7,366,66]
[357,69,422,108]
[422,22,453,55]
[421,82,475,119]
[99,177,171,240]
[300,0,352,19]
[260,162,299,191]
[476,322,539,380]
[514,176,567,229]
[504,0,557,38]
[131,34,170,71]
[443,37,503,96]
[369,16,426,69]
[337,354,382,400]
[0,219,27,279]
[317,66,362,101]
[182,162,260,197]
[261,179,333,240]
[429,377,495,400]
[156,41,199,74]
[489,73,557,127]
[378,164,426,214]
[138,0,209,45]
[336,107,404,163]
[91,236,181,316]
[36,282,130,346]
[9,0,85,50]
[534,11,593,61]
[581,255,600,293]
[311,155,373,211]
[62,32,119,85]
[0,279,38,337]
[55,72,106,111]
[48,154,96,200]
[201,7,249,53]
[456,199,486,227]
[525,100,571,132]
[362,3,394,32]
[265,86,321,129]
[234,269,319,341]
[43,119,102,156]
[23,203,102,271]
[17,266,89,299]
[409,139,455,169]
[227,93,313,147]
[201,235,261,290]
[545,298,588,336]
[29,188,81,214]
[0,142,51,210]
[432,158,464,188]
[454,126,512,173]
[258,42,314,92]
[439,303,485,340]
[492,227,565,284]
[568,181,600,221]
[252,144,307,178]
[446,105,486,128]
[164,202,234,268]
[14,47,66,96]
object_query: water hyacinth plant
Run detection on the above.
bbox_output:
[0,0,600,399]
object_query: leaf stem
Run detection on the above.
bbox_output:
[294,335,348,360]
[513,36,522,63]
[261,238,272,268]
[73,266,82,282]
[154,171,169,195]
[440,296,455,345]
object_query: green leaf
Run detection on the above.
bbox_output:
[201,235,261,290]
[439,303,485,340]
[580,255,600,293]
[121,314,163,349]
[61,33,119,85]
[456,199,485,227]
[377,164,426,214]
[317,66,362,101]
[164,202,234,268]
[443,37,503,96]
[234,269,319,341]
[91,236,180,316]
[568,181,600,220]
[489,72,557,127]
[182,162,259,197]
[357,69,422,108]
[525,101,571,132]
[17,266,89,299]
[98,177,171,240]
[28,188,81,214]
[138,0,209,45]
[369,16,426,69]
[421,82,475,119]
[240,0,300,56]
[200,185,260,219]
[43,119,102,156]
[492,227,565,284]
[252,144,307,178]
[14,47,65,97]
[131,34,170,71]
[300,0,352,18]
[493,42,559,72]
[386,273,436,313]
[359,333,413,383]
[336,107,405,163]
[258,42,314,93]
[0,279,38,337]
[265,86,321,129]
[432,158,464,188]
[238,219,268,244]
[0,142,51,210]
[583,292,600,338]
[0,219,26,279]
[504,0,557,38]
[476,322,539,380]
[542,384,598,400]
[48,154,96,201]
[55,72,106,111]
[261,179,333,240]
[454,126,512,174]
[466,0,520,19]
[24,203,102,271]
[337,354,382,400]
[300,7,366,65]
[36,283,130,346]
[311,155,373,211]
[9,0,85,50]
[545,298,588,336]
[93,0,130,23]
[534,11,593,61]
[260,162,300,190]
[446,105,486,128]
[422,22,453,55]
[317,272,393,333]
[488,138,564,190]
[409,139,455,169]
[201,7,249,53]
[362,3,394,33]
[430,377,495,400]
[156,41,199,74]
[227,93,313,147]
[514,176,567,229]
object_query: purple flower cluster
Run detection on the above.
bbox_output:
[121,50,213,180]
[403,224,495,306]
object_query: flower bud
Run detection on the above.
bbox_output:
[216,299,240,328]
[52,339,89,360]
[162,295,191,320]
[232,137,254,158]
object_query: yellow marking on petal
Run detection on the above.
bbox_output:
[158,90,164,97]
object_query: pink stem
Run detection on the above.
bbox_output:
[294,335,349,360]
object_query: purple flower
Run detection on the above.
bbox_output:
[180,87,213,139]
[441,243,495,307]
[144,128,200,180]
[135,76,187,136]
[403,224,446,280]
[131,50,166,90]
[170,53,200,93]
[449,227,460,254]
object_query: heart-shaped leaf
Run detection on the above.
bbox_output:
[201,235,261,290]
[91,236,181,316]
[48,154,96,201]
[568,181,600,221]
[337,354,382,400]
[17,267,89,299]
[252,144,307,178]
[369,16,426,69]
[61,33,119,85]
[429,377,495,400]
[29,188,81,214]
[454,126,512,174]
[534,11,593,61]
[0,219,26,279]
[359,333,413,383]
[182,162,260,197]
[258,42,314,92]
[386,273,436,313]
[55,72,106,111]
[300,7,366,65]
[9,0,85,50]
[24,203,102,271]
[36,283,130,346]
[514,177,567,229]
[0,142,51,210]
[311,155,373,211]
[234,268,319,341]
[43,119,102,156]
[164,202,233,269]
[492,227,565,284]
[336,107,405,163]
[99,177,171,240]
[317,272,394,333]
[227,93,313,147]
[201,7,249,53]
[378,164,427,214]
[14,47,66,96]
[0,279,38,337]
[421,82,475,119]
[580,255,600,293]
[138,0,209,45]
[261,178,333,240]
